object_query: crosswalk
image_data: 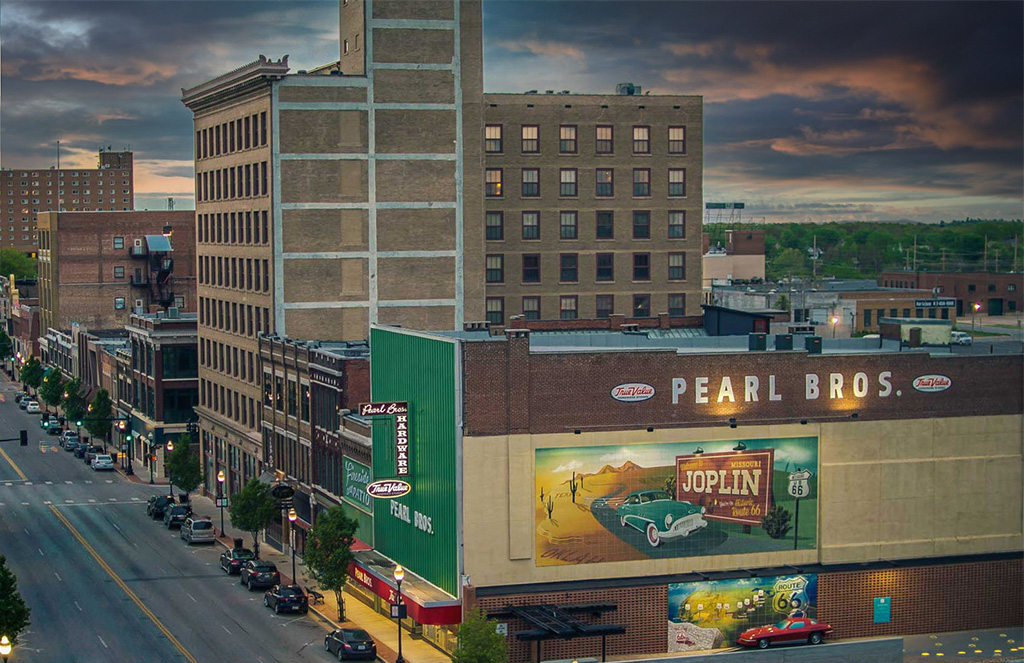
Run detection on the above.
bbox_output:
[3,479,114,487]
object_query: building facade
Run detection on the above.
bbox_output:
[881,270,1022,317]
[702,229,766,288]
[0,149,135,253]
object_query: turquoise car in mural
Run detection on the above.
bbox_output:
[617,490,707,547]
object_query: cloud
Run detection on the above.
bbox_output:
[498,39,584,61]
[552,460,583,474]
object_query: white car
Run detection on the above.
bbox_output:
[91,454,115,471]
[25,401,40,413]
[950,331,973,346]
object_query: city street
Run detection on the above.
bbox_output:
[0,380,335,663]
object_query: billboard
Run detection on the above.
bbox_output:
[534,437,817,566]
[667,574,818,652]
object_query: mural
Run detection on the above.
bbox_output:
[534,437,817,566]
[667,574,818,652]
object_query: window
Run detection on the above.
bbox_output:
[559,211,578,239]
[864,309,872,326]
[522,254,540,282]
[113,236,125,249]
[521,169,540,197]
[486,297,504,325]
[596,126,613,154]
[890,308,898,317]
[560,254,578,282]
[633,253,651,281]
[559,125,577,153]
[596,295,614,318]
[668,211,686,238]
[668,252,686,280]
[559,169,577,196]
[633,294,651,317]
[987,283,996,292]
[596,253,614,281]
[514,295,539,321]
[559,295,578,320]
[902,308,910,317]
[485,254,504,283]
[485,211,503,240]
[114,297,126,310]
[522,211,540,240]
[668,169,686,196]
[669,293,686,317]
[287,380,298,417]
[596,211,614,239]
[485,169,503,197]
[668,126,686,153]
[485,125,503,153]
[928,307,937,319]
[633,211,651,239]
[595,168,614,197]
[633,126,650,153]
[968,284,976,292]
[521,125,539,153]
[113,266,125,279]
[633,168,650,196]
[1009,283,1017,292]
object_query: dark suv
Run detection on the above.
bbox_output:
[239,560,280,591]
[220,548,256,574]
[146,495,176,519]
[163,504,192,529]
[264,584,309,614]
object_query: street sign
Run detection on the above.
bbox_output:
[390,603,407,619]
[495,623,509,636]
[873,597,891,623]
[787,470,812,498]
[270,483,295,500]
[215,497,229,508]
[914,298,956,308]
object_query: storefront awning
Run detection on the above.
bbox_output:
[349,550,461,625]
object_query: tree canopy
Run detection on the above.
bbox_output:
[0,329,12,362]
[85,389,114,444]
[39,368,65,411]
[0,555,31,645]
[0,249,37,280]
[453,608,508,663]
[19,356,43,392]
[305,506,358,621]
[166,434,202,498]
[228,479,278,559]
[62,376,87,426]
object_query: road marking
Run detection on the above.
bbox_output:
[85,480,93,484]
[24,481,32,485]
[21,502,29,506]
[45,481,53,485]
[105,480,113,484]
[65,480,73,485]
[38,548,44,557]
[4,483,11,487]
[48,504,199,663]
[222,626,231,634]
[98,636,108,649]
[131,497,140,501]
[43,501,52,505]
[23,528,29,535]
[112,523,122,533]
[0,444,28,480]
[65,499,74,503]
[54,572,62,582]
[108,498,117,501]
[89,499,96,503]
[186,592,198,603]
[74,600,83,612]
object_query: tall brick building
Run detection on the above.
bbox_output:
[0,149,135,253]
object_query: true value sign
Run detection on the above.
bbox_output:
[359,401,411,477]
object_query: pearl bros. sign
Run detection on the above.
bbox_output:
[671,371,896,405]
[359,401,411,477]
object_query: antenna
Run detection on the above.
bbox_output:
[167,197,175,211]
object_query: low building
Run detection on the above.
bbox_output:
[702,229,766,287]
[881,270,1022,317]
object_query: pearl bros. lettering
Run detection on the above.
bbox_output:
[673,371,893,404]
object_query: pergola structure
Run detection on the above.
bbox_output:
[487,602,627,663]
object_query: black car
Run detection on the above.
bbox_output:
[14,392,25,403]
[219,547,255,574]
[83,445,104,464]
[163,505,192,529]
[239,560,280,591]
[73,441,90,458]
[264,584,309,614]
[17,398,28,410]
[48,425,63,436]
[325,628,377,660]
[146,495,176,519]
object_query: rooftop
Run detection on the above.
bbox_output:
[715,279,926,294]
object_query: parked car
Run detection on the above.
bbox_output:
[325,628,377,660]
[83,446,104,464]
[737,616,833,649]
[264,584,309,614]
[951,331,973,346]
[146,495,176,519]
[180,517,215,545]
[73,441,90,458]
[63,435,80,451]
[617,489,707,547]
[91,454,115,471]
[239,560,280,591]
[25,401,40,413]
[48,424,63,436]
[163,504,192,529]
[14,392,25,403]
[220,547,256,574]
[18,397,29,410]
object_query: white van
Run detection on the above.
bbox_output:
[950,331,973,346]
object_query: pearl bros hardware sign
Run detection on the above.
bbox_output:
[359,401,411,477]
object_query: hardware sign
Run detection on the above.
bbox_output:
[912,374,952,393]
[611,382,656,402]
[359,401,412,477]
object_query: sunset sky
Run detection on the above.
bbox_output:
[1,1,1021,223]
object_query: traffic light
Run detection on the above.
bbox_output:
[76,419,83,427]
[125,433,133,443]
[19,429,27,446]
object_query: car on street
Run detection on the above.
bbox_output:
[48,424,64,436]
[146,495,176,519]
[951,331,973,345]
[180,517,215,545]
[617,489,707,547]
[737,616,833,649]
[73,441,90,458]
[83,445,104,464]
[91,454,115,471]
[18,397,29,410]
[63,436,80,451]
[263,584,309,614]
[14,392,25,403]
[325,628,378,660]
[163,505,192,529]
[220,547,256,574]
[239,560,280,591]
[25,401,40,413]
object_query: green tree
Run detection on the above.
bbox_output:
[0,249,37,280]
[86,389,114,449]
[0,555,31,645]
[62,377,87,427]
[166,434,202,500]
[453,608,508,663]
[20,356,43,394]
[771,247,808,278]
[775,294,791,312]
[228,479,278,559]
[0,329,12,363]
[304,506,359,621]
[39,368,65,413]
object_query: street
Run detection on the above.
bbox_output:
[0,380,336,663]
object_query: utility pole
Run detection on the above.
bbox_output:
[994,249,999,273]
[941,248,946,271]
[913,235,917,271]
[812,235,818,279]
[983,235,988,272]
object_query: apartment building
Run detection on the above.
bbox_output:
[0,149,134,253]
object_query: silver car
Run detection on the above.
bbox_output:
[91,454,115,471]
[180,517,216,544]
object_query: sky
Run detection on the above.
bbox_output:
[1,0,1021,223]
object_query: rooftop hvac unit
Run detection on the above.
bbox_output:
[775,333,794,351]
[748,333,767,351]
[616,82,642,95]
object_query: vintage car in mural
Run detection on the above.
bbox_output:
[736,616,833,649]
[617,490,707,547]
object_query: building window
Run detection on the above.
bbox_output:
[485,169,503,197]
[485,254,504,283]
[595,211,614,239]
[596,294,614,318]
[559,211,578,239]
[633,168,650,196]
[890,308,898,317]
[486,297,504,325]
[522,296,540,320]
[633,126,650,154]
[1009,283,1017,292]
[668,126,686,153]
[559,169,578,197]
[633,211,651,239]
[596,126,613,154]
[928,307,937,318]
[633,294,651,317]
[596,253,614,281]
[941,308,949,319]
[485,125,503,153]
[485,211,503,240]
[560,254,578,282]
[668,252,686,280]
[902,308,910,317]
[559,295,578,320]
[595,168,614,197]
[113,236,124,249]
[864,309,872,326]
[669,293,686,317]
[987,283,996,292]
[668,211,686,238]
[559,125,577,153]
[521,125,539,153]
[668,169,686,197]
[522,211,540,240]
[113,266,125,279]
[521,169,540,197]
[114,297,126,310]
[633,253,650,281]
[968,284,976,292]
[522,254,540,283]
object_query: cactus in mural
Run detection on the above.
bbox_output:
[762,504,792,539]
[539,486,545,504]
[663,475,677,499]
[569,472,579,503]
[545,494,554,519]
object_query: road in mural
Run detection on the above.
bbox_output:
[666,574,818,652]
[534,437,817,566]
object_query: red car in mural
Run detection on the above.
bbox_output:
[736,616,833,649]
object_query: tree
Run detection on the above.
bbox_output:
[0,329,12,363]
[0,249,37,280]
[62,377,87,426]
[304,506,359,621]
[453,608,508,663]
[228,479,278,559]
[86,389,114,449]
[39,368,65,413]
[771,247,807,278]
[775,294,791,312]
[166,434,202,500]
[0,555,31,645]
[20,356,43,394]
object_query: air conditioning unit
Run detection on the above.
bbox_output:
[135,299,144,308]
[133,238,143,247]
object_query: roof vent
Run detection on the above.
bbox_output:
[545,90,554,94]
[525,89,538,94]
[616,82,642,95]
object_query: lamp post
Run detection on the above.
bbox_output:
[830,315,839,338]
[287,508,298,583]
[393,565,406,663]
[0,634,11,662]
[217,469,226,536]
[972,301,981,335]
[166,440,175,497]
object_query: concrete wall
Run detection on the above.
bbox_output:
[616,639,903,663]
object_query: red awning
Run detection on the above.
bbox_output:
[349,559,461,625]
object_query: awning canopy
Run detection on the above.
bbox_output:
[487,603,626,642]
[349,550,461,625]
[145,234,173,253]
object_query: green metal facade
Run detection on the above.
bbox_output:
[370,327,459,597]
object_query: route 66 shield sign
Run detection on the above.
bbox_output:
[788,470,812,498]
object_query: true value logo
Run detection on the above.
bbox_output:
[610,382,655,402]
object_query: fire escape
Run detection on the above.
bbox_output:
[129,233,176,310]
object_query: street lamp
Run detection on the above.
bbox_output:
[216,469,226,535]
[166,440,175,497]
[972,301,982,336]
[830,315,839,338]
[393,565,406,663]
[287,508,298,583]
[0,634,11,662]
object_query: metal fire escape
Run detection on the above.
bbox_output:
[129,233,176,310]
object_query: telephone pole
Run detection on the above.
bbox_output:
[983,235,988,271]
[941,248,946,271]
[913,235,917,271]
[812,234,818,279]
[994,249,999,273]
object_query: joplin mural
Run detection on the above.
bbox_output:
[534,437,818,566]
[667,574,818,651]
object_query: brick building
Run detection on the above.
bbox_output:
[701,229,766,287]
[0,149,134,253]
[881,270,1022,317]
[36,210,196,332]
